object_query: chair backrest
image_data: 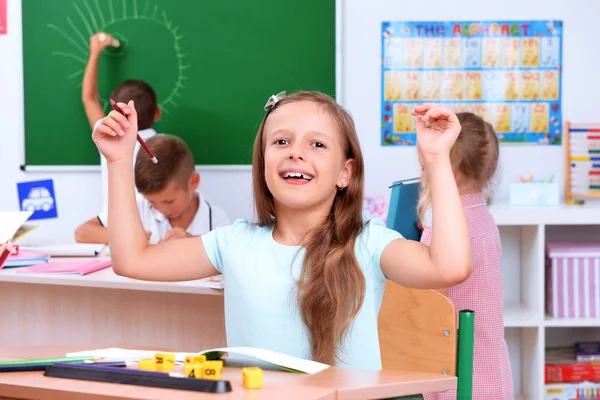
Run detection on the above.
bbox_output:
[378,281,457,376]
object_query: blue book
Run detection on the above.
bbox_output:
[2,251,49,268]
[386,178,422,241]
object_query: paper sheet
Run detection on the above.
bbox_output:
[0,211,33,243]
[177,275,224,289]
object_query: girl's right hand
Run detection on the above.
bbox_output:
[92,100,138,163]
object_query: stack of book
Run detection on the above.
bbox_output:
[545,342,600,399]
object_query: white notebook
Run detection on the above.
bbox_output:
[19,243,105,257]
[66,346,329,374]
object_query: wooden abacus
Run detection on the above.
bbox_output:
[564,121,600,204]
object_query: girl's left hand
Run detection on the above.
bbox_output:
[412,103,461,164]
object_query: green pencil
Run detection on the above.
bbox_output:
[0,356,96,366]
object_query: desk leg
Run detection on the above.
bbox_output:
[0,282,226,350]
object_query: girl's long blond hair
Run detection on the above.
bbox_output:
[252,91,365,365]
[417,112,500,223]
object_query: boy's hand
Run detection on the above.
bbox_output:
[89,32,118,56]
[160,228,193,243]
[412,103,461,166]
[92,100,138,163]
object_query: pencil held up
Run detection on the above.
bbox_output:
[110,99,158,164]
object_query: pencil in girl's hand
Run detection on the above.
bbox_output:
[0,241,10,269]
[109,99,158,164]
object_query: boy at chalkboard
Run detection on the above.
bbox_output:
[82,32,162,217]
[74,135,231,244]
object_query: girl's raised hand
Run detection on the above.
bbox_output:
[412,103,461,165]
[91,100,138,163]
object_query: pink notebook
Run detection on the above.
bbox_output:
[16,259,112,276]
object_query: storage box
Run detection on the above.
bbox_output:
[546,242,600,318]
[509,182,559,206]
[545,382,600,399]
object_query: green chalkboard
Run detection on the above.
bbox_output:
[22,0,335,166]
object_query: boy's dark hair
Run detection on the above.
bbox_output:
[135,135,196,194]
[111,80,157,130]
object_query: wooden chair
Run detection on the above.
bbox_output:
[378,281,474,399]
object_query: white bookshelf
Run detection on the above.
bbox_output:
[489,200,600,399]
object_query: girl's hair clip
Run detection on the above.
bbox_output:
[264,91,286,111]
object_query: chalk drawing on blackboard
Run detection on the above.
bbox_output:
[46,0,188,114]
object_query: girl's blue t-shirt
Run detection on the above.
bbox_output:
[200,218,403,369]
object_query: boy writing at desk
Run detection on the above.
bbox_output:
[75,135,230,244]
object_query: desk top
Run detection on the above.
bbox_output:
[0,256,223,296]
[0,346,456,400]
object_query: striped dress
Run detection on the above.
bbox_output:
[421,193,514,400]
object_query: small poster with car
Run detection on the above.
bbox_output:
[17,179,58,220]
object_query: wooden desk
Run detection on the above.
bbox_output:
[0,260,226,350]
[0,346,457,400]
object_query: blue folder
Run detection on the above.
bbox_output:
[4,254,50,268]
[386,178,422,241]
[3,255,49,268]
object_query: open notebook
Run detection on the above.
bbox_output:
[65,347,329,374]
[178,275,224,289]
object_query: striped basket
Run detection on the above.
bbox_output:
[546,241,600,319]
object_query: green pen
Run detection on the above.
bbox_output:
[0,356,96,366]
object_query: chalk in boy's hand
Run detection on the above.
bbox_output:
[91,100,138,164]
[412,103,461,163]
[89,32,120,56]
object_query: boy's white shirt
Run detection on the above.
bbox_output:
[99,126,158,213]
[98,189,230,244]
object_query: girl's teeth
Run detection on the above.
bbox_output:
[283,172,312,180]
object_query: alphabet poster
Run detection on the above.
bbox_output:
[381,20,563,146]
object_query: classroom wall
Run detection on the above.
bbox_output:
[342,0,600,202]
[1,0,600,241]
